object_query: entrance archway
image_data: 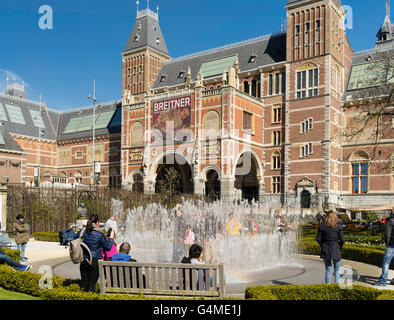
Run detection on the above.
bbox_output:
[154,153,193,194]
[235,151,261,203]
[205,170,220,201]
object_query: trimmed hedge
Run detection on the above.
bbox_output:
[32,232,59,242]
[0,265,205,300]
[2,249,20,262]
[245,284,391,300]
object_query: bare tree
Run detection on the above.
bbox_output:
[343,49,394,168]
[157,167,182,203]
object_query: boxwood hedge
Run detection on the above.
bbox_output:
[245,284,392,300]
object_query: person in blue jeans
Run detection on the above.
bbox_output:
[0,249,31,272]
[189,244,213,290]
[374,210,394,287]
[317,210,345,284]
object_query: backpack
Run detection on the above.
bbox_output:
[69,229,93,265]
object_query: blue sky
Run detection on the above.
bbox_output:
[0,0,390,110]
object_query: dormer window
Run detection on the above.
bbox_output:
[155,37,160,45]
[134,34,140,42]
[160,75,167,82]
[179,71,186,79]
[249,54,258,63]
[137,23,142,30]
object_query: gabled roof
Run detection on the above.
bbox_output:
[153,32,286,90]
[123,9,169,57]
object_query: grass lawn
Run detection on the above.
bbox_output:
[0,287,41,300]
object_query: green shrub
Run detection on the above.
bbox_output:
[2,249,20,262]
[376,292,394,300]
[245,284,388,300]
[32,232,59,242]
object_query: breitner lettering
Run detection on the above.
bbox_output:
[153,96,191,113]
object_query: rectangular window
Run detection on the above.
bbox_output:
[295,25,300,47]
[316,20,321,43]
[282,71,286,94]
[301,118,313,134]
[272,154,281,170]
[272,177,281,194]
[275,73,280,95]
[273,131,281,146]
[296,68,319,99]
[352,163,368,194]
[243,111,253,133]
[273,106,281,123]
[269,74,273,95]
[305,23,310,45]
[301,143,313,158]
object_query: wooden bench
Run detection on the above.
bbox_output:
[98,261,225,298]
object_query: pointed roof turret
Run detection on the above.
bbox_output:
[377,0,393,44]
[123,1,169,57]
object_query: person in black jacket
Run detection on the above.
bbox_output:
[316,210,345,284]
[374,210,394,287]
[74,215,114,293]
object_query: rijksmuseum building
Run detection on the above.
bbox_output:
[0,0,393,211]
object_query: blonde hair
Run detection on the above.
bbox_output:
[323,211,340,228]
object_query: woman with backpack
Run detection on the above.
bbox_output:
[74,215,114,292]
[316,210,345,284]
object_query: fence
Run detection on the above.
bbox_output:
[6,184,207,233]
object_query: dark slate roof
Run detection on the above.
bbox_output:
[0,94,58,141]
[123,9,169,57]
[0,125,23,153]
[57,100,122,141]
[153,32,287,90]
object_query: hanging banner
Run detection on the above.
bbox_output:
[152,95,192,143]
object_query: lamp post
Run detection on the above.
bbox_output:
[88,81,97,186]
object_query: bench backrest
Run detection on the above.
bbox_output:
[98,261,225,298]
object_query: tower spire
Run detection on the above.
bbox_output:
[385,0,391,24]
[136,0,139,14]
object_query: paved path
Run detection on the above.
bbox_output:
[21,239,394,295]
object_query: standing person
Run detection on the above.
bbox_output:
[374,209,394,287]
[74,215,114,293]
[316,210,345,284]
[275,210,285,233]
[226,213,240,237]
[184,225,195,256]
[105,215,118,233]
[249,218,259,239]
[13,214,29,262]
[101,233,118,261]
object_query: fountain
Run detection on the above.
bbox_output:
[110,198,303,289]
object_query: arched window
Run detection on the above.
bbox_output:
[349,151,369,194]
[75,171,83,184]
[203,110,220,139]
[130,121,144,146]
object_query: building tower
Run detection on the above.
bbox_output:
[284,0,353,209]
[122,1,171,102]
